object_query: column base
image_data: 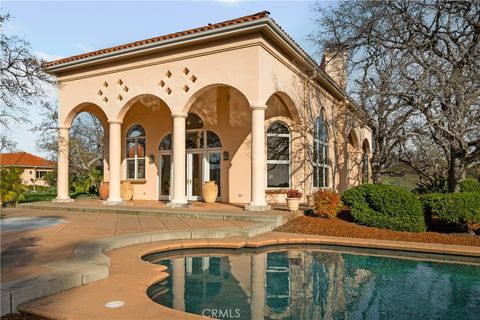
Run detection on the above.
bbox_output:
[103,199,124,206]
[166,202,191,208]
[52,198,74,203]
[244,204,271,211]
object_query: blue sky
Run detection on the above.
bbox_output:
[3,0,332,157]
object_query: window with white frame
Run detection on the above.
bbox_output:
[313,111,329,188]
[35,170,48,179]
[267,121,290,188]
[126,124,146,180]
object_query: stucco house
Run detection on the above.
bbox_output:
[0,152,55,187]
[44,11,372,211]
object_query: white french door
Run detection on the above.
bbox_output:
[186,152,202,201]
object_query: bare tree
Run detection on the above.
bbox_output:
[33,104,105,191]
[312,0,480,192]
[0,13,55,149]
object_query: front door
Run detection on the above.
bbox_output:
[186,152,202,200]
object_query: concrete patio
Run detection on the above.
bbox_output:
[1,202,293,315]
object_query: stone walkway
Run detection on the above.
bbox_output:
[0,207,254,283]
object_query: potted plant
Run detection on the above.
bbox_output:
[286,189,302,212]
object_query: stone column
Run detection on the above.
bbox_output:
[104,120,123,205]
[245,105,270,211]
[172,258,186,311]
[53,126,73,202]
[167,112,190,208]
[250,253,266,320]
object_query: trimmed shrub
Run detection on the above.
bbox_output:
[460,178,480,193]
[422,192,480,229]
[342,184,426,232]
[312,189,342,219]
[414,176,448,194]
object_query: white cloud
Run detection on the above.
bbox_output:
[76,43,95,53]
[214,0,243,6]
[33,50,62,62]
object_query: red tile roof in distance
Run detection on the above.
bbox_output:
[45,11,271,68]
[0,152,55,168]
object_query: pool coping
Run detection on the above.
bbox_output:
[15,232,480,320]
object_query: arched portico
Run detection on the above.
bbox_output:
[54,103,109,203]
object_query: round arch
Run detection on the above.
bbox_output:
[362,139,371,154]
[116,94,170,121]
[265,91,300,123]
[347,129,360,150]
[182,83,251,114]
[63,102,109,129]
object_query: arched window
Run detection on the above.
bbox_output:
[126,125,146,180]
[313,111,329,188]
[159,134,172,151]
[362,139,370,184]
[267,121,290,188]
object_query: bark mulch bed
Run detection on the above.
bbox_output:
[276,212,480,247]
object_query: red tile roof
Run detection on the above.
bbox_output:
[0,152,55,168]
[45,11,271,68]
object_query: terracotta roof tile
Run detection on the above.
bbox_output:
[0,152,56,168]
[44,11,271,68]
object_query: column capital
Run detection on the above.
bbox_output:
[171,112,188,119]
[250,104,267,111]
[108,119,123,125]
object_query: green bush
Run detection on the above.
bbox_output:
[422,192,480,229]
[460,178,480,193]
[0,168,26,205]
[342,184,426,232]
[414,176,448,194]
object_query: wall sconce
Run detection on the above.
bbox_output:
[223,151,229,161]
[148,154,155,164]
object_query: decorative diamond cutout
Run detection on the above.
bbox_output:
[117,95,123,101]
[123,86,129,93]
[98,90,103,96]
[117,79,123,86]
[165,70,172,78]
[182,67,190,75]
[103,81,108,88]
[183,85,190,93]
[103,97,108,103]
[159,80,165,87]
[190,75,197,83]
[166,87,172,95]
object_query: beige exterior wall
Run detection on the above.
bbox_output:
[52,28,372,205]
[17,167,53,187]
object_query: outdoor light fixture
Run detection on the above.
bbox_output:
[148,154,155,164]
[223,151,229,160]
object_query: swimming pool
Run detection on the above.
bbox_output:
[145,245,480,320]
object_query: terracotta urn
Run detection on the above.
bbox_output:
[121,181,134,201]
[99,182,109,200]
[286,198,300,212]
[202,181,218,203]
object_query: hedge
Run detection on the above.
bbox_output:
[342,184,426,232]
[422,192,480,228]
[460,178,480,193]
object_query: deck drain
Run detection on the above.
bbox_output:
[105,300,125,308]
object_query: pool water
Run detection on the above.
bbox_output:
[145,247,480,320]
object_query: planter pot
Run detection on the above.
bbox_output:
[121,181,134,201]
[99,182,109,200]
[286,197,300,212]
[202,181,218,203]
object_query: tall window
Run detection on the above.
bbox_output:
[267,121,290,188]
[126,124,146,180]
[313,111,329,188]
